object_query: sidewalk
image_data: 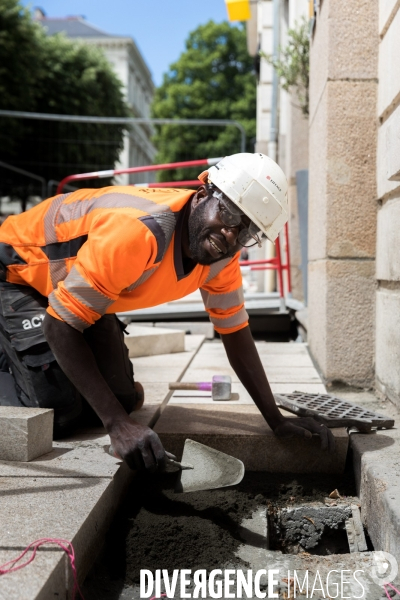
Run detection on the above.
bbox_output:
[0,339,398,598]
[0,335,204,599]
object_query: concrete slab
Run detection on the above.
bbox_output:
[169,382,253,405]
[191,353,315,368]
[133,366,196,383]
[0,332,206,598]
[169,383,327,404]
[156,321,215,339]
[0,438,120,478]
[255,342,310,355]
[0,549,66,600]
[0,407,53,462]
[0,475,130,580]
[180,366,322,384]
[125,324,185,358]
[270,383,327,394]
[132,335,205,384]
[154,404,348,474]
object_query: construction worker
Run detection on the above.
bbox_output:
[0,153,334,470]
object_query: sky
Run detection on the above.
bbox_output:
[21,0,230,86]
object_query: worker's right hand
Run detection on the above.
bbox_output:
[108,416,167,472]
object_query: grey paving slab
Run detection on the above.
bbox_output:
[255,341,310,354]
[132,366,193,383]
[0,437,120,478]
[154,404,349,474]
[132,336,205,383]
[132,352,198,368]
[193,353,315,368]
[0,407,53,462]
[0,333,206,598]
[169,383,327,404]
[182,334,206,352]
[170,382,253,404]
[180,366,322,384]
[0,475,129,580]
[271,382,327,393]
[0,549,66,600]
[125,324,185,358]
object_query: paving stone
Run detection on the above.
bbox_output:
[0,475,130,580]
[181,366,322,384]
[170,383,253,404]
[169,383,327,404]
[0,549,66,600]
[125,324,185,358]
[133,352,200,368]
[132,366,194,383]
[0,437,120,478]
[154,404,348,474]
[270,383,327,393]
[190,353,315,369]
[0,407,53,462]
[255,342,311,355]
[181,334,206,352]
[156,321,215,339]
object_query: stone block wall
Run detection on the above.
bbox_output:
[308,0,379,386]
[375,1,400,406]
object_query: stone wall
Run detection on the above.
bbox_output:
[375,2,400,406]
[308,0,379,386]
[285,0,309,302]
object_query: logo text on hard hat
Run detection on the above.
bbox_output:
[266,175,282,192]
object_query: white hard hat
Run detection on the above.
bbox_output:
[199,153,289,242]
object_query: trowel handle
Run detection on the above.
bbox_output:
[166,456,194,471]
[169,382,212,391]
[109,445,193,470]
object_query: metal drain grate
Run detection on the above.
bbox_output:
[274,392,395,432]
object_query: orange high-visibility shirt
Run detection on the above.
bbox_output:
[0,186,248,335]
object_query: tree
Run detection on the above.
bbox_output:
[0,0,130,199]
[151,20,256,182]
[261,18,309,116]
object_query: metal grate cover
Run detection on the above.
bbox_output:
[274,391,395,432]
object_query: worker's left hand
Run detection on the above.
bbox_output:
[272,416,336,452]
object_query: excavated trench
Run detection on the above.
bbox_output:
[82,461,367,600]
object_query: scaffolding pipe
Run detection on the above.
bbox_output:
[0,110,247,153]
[56,158,221,194]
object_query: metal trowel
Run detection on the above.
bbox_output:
[109,439,245,494]
[174,439,245,493]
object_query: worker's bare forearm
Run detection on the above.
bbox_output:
[42,313,128,430]
[221,326,284,430]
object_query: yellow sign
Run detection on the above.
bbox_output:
[225,0,251,22]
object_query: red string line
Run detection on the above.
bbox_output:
[384,583,400,599]
[0,538,84,600]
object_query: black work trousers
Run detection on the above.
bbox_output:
[0,280,137,436]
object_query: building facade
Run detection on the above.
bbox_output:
[35,10,157,184]
[247,0,309,298]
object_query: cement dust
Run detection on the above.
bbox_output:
[82,469,356,598]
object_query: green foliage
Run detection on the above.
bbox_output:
[151,20,256,181]
[261,18,309,116]
[0,0,43,112]
[0,0,130,198]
